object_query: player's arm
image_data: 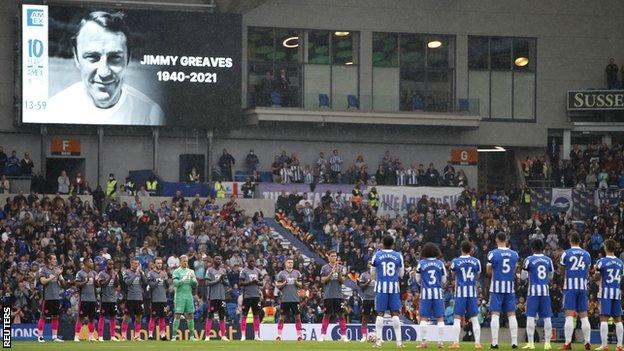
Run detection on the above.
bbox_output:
[358,273,370,289]
[520,258,529,280]
[558,251,567,278]
[337,266,346,284]
[484,252,493,293]
[320,267,332,284]
[147,272,158,289]
[593,260,602,281]
[441,262,447,285]
[398,254,405,278]
[97,272,111,287]
[414,263,422,284]
[75,272,87,288]
[275,273,287,289]
[39,269,55,285]
[172,269,185,288]
[239,271,251,287]
[205,272,219,286]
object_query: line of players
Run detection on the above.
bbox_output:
[410,231,623,351]
[35,230,623,350]
[36,250,341,342]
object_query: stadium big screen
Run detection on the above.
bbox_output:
[21,4,242,127]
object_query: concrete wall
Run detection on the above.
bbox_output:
[1,0,622,188]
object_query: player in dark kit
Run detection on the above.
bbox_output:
[37,253,66,342]
[147,257,170,341]
[319,250,348,342]
[204,255,230,341]
[121,258,148,341]
[97,259,120,341]
[239,257,264,341]
[275,257,304,341]
[358,265,376,342]
[74,257,98,342]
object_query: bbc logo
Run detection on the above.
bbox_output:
[26,9,44,27]
[2,306,10,348]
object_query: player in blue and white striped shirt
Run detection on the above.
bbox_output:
[449,241,482,349]
[520,239,554,350]
[594,239,624,351]
[486,232,519,349]
[370,235,405,348]
[416,242,447,348]
[559,232,592,350]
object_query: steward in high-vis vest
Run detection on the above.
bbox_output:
[106,174,118,198]
[214,181,225,198]
[146,177,158,196]
[368,187,379,212]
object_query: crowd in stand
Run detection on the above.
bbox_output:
[523,141,624,190]
[264,149,468,187]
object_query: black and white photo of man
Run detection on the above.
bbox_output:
[47,11,165,125]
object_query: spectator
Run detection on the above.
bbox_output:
[276,68,291,106]
[241,178,255,199]
[73,172,85,195]
[260,71,275,106]
[329,149,342,183]
[245,149,259,175]
[188,167,200,183]
[0,146,6,174]
[270,156,281,183]
[218,149,235,181]
[606,58,619,89]
[0,175,9,194]
[316,152,328,183]
[425,162,440,186]
[280,163,291,184]
[57,170,70,195]
[5,151,20,175]
[20,152,34,176]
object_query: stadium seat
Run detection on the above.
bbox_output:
[347,94,359,109]
[412,95,424,110]
[271,91,282,107]
[319,93,330,108]
[458,98,470,112]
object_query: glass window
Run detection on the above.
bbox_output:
[468,36,536,120]
[332,31,355,65]
[400,33,426,68]
[427,36,451,68]
[308,31,330,64]
[468,36,489,69]
[490,37,511,70]
[373,32,398,67]
[275,29,300,63]
[248,28,274,62]
[512,38,536,72]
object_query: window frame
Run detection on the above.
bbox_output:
[467,35,537,122]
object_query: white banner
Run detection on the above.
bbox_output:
[551,188,573,216]
[22,5,49,123]
[376,186,464,216]
[259,323,455,342]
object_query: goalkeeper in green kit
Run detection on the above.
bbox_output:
[171,255,198,341]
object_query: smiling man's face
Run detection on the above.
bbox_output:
[74,21,128,109]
